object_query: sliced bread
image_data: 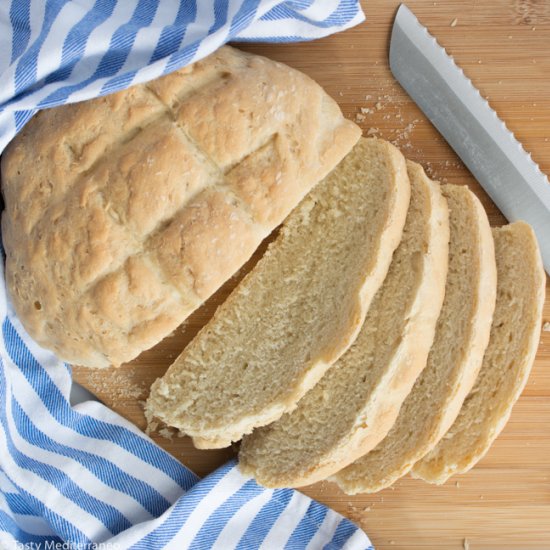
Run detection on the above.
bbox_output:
[146,138,410,448]
[334,184,497,494]
[238,161,449,487]
[412,221,545,484]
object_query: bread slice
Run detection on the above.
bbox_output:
[238,161,449,487]
[333,184,497,494]
[146,138,411,448]
[1,45,360,368]
[412,221,545,484]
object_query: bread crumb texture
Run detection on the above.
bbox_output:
[239,160,448,488]
[413,222,545,484]
[334,184,496,494]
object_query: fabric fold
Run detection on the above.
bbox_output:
[0,1,372,548]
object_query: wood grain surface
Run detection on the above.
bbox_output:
[73,1,550,548]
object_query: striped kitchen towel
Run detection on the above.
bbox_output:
[0,1,374,549]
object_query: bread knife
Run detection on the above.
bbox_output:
[390,4,550,274]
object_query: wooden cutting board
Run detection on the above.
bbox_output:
[73,1,550,548]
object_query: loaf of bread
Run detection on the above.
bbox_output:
[0,45,360,368]
[333,184,497,494]
[239,161,449,487]
[412,222,545,484]
[146,138,410,449]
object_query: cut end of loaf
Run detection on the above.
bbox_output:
[147,137,411,450]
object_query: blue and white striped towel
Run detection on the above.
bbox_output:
[0,1,374,548]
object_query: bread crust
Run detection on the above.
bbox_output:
[1,46,360,368]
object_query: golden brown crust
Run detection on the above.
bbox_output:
[1,46,360,368]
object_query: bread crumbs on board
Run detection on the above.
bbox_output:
[145,413,182,441]
[542,321,550,332]
[158,427,177,441]
[83,368,146,401]
[352,85,439,161]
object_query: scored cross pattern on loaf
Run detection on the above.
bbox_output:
[1,46,361,368]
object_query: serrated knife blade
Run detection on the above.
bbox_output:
[390,4,550,274]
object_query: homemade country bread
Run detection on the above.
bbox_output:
[146,138,410,449]
[238,161,449,487]
[334,184,497,494]
[1,45,360,368]
[412,222,545,484]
